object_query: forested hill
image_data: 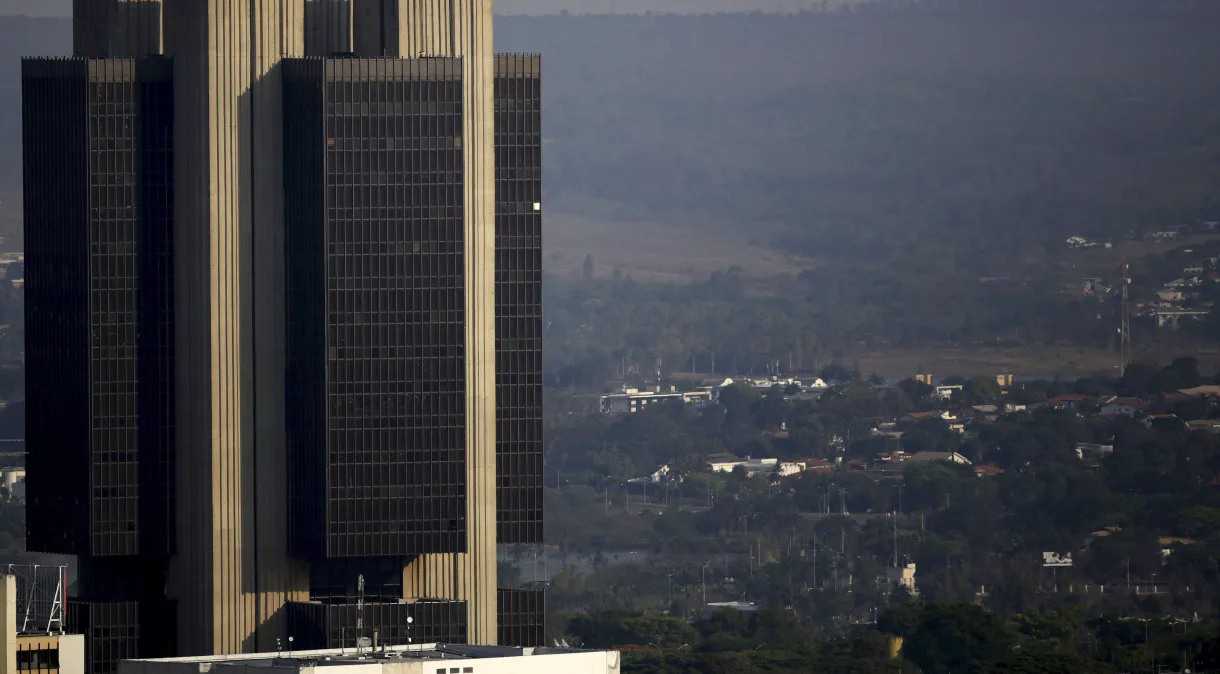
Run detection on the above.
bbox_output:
[4,3,1220,275]
[495,2,1220,274]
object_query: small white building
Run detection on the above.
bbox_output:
[120,644,621,674]
[628,465,671,485]
[707,454,748,473]
[1099,397,1144,417]
[885,562,918,595]
[1,469,24,502]
[600,387,712,414]
[933,385,963,401]
[1075,443,1115,460]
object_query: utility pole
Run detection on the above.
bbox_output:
[702,562,711,606]
[812,537,817,589]
[1120,257,1132,375]
[892,510,899,568]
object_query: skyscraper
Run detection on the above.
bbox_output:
[22,2,542,671]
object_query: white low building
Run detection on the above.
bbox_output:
[120,644,621,674]
[600,387,712,414]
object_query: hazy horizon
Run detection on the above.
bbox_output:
[0,0,867,17]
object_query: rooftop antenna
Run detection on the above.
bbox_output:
[1120,257,1132,376]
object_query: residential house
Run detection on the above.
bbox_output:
[934,385,963,401]
[802,458,836,474]
[908,451,972,465]
[1143,414,1180,429]
[1047,394,1090,411]
[1075,443,1114,461]
[1156,289,1185,302]
[629,464,671,484]
[1179,385,1220,398]
[885,561,919,595]
[974,465,1005,478]
[1187,420,1220,434]
[1100,397,1145,417]
[899,410,958,424]
[708,453,748,472]
[872,422,903,439]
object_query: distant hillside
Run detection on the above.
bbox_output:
[5,4,1220,276]
[495,4,1220,274]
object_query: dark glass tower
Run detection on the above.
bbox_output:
[283,56,469,562]
[492,54,545,648]
[22,57,177,673]
[281,56,471,646]
[493,54,543,547]
[23,4,545,667]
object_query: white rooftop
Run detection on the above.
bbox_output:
[120,644,621,674]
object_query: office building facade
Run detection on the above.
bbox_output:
[22,2,542,671]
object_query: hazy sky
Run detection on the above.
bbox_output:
[0,0,860,17]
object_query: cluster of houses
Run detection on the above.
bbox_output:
[1065,235,1111,250]
[680,378,1220,485]
[600,375,831,415]
[1041,386,1220,431]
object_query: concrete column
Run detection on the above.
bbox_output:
[73,0,163,57]
[375,0,498,645]
[163,0,308,656]
[1,576,15,674]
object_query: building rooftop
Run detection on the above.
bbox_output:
[122,644,620,670]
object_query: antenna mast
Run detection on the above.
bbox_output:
[1120,257,1132,375]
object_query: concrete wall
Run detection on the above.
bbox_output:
[57,635,85,674]
[162,0,309,656]
[2,577,14,674]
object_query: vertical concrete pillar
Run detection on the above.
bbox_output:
[163,0,308,656]
[375,0,498,646]
[1,576,15,674]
